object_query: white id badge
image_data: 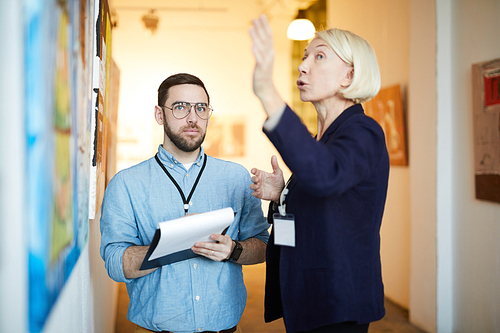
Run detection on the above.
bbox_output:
[273,213,295,247]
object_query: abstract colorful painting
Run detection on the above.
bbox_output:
[24,0,94,331]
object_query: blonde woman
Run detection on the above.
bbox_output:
[249,15,389,333]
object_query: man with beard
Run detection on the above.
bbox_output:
[100,73,269,333]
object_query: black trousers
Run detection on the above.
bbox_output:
[298,322,369,333]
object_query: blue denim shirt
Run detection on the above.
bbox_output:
[100,145,269,332]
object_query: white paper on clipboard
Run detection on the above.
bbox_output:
[149,207,235,261]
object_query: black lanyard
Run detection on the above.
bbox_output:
[154,153,208,215]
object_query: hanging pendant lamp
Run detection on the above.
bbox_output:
[287,9,315,41]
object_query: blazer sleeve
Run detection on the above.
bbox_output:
[264,105,387,197]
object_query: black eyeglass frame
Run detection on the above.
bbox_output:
[162,102,213,120]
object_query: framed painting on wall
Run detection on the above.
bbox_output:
[472,58,500,203]
[204,115,246,158]
[364,84,408,166]
[89,0,112,219]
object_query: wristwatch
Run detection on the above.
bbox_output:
[224,240,243,262]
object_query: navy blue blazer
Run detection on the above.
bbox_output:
[263,104,389,332]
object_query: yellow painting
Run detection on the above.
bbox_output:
[51,10,73,263]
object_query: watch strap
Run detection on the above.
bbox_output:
[223,240,243,262]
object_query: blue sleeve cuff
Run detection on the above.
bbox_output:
[103,243,135,283]
[252,227,270,245]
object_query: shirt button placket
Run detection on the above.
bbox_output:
[191,260,205,330]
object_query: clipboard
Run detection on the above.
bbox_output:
[140,207,235,270]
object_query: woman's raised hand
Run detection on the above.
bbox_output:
[249,15,285,117]
[250,155,285,202]
[249,14,274,99]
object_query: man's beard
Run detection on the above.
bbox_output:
[163,121,206,153]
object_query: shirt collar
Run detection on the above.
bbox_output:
[156,144,205,167]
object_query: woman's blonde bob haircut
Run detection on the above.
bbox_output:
[315,28,380,104]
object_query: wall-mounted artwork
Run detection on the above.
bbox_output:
[364,84,408,166]
[204,116,246,157]
[472,58,500,203]
[24,0,101,331]
[89,0,112,219]
[106,58,121,185]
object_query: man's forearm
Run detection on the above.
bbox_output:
[123,245,158,279]
[234,238,267,265]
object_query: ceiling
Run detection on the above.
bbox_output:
[108,0,318,31]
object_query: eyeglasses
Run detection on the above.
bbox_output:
[162,102,213,120]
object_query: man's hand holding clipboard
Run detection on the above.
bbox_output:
[140,207,235,270]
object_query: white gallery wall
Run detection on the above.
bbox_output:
[0,0,27,330]
[439,0,500,331]
[410,0,500,332]
[409,0,438,331]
